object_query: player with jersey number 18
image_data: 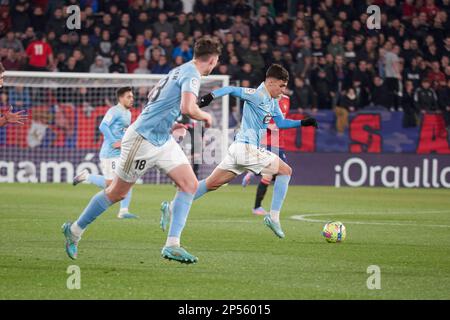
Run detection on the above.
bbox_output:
[62,36,222,264]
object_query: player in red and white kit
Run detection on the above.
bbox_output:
[242,94,291,215]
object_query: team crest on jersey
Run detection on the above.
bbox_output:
[190,78,199,91]
[244,88,256,94]
[263,114,272,124]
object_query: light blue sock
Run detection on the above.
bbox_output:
[270,175,291,212]
[194,180,208,200]
[76,191,113,229]
[87,174,106,189]
[120,189,132,210]
[168,191,194,238]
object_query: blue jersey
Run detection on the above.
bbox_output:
[99,104,131,158]
[133,61,201,146]
[214,82,284,147]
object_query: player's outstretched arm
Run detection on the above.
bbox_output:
[198,86,246,108]
[181,92,212,127]
[273,115,319,129]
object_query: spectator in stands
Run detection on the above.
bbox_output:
[134,59,150,74]
[383,41,402,110]
[79,34,96,68]
[191,12,210,35]
[402,80,419,128]
[25,32,53,71]
[312,68,332,109]
[403,57,422,89]
[0,31,24,53]
[240,62,259,87]
[11,0,30,33]
[437,79,450,128]
[151,55,171,74]
[30,6,46,33]
[126,52,139,74]
[112,36,130,63]
[2,48,23,71]
[327,34,345,58]
[335,87,358,134]
[89,56,108,73]
[173,13,191,38]
[72,49,89,73]
[153,12,174,39]
[172,40,193,62]
[46,7,66,37]
[144,37,166,62]
[291,76,316,113]
[230,15,250,39]
[61,56,82,73]
[369,76,391,109]
[414,78,438,112]
[427,61,446,89]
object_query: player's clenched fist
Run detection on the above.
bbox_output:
[198,93,214,108]
[301,117,318,128]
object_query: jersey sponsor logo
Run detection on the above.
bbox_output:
[244,88,256,94]
[263,114,272,124]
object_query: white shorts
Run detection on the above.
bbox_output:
[217,142,277,175]
[115,126,190,183]
[100,157,119,180]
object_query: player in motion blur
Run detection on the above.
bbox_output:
[161,64,318,239]
[241,94,292,216]
[62,37,221,263]
[0,62,27,127]
[72,87,138,219]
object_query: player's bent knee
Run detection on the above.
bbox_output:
[179,179,198,194]
[105,189,126,203]
[279,165,292,176]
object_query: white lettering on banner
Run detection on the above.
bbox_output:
[335,158,450,188]
[441,167,450,188]
[380,166,400,189]
[342,158,367,187]
[17,161,38,183]
[40,161,74,183]
[366,5,381,30]
[0,161,14,183]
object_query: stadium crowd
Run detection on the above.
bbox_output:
[0,0,449,129]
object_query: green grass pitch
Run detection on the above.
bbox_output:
[0,183,449,299]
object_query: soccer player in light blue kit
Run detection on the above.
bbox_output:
[62,37,221,263]
[72,87,137,219]
[161,64,318,238]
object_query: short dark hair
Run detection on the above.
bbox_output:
[193,36,222,60]
[266,64,289,82]
[116,86,133,99]
[0,62,4,73]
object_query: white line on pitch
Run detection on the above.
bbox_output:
[291,211,450,228]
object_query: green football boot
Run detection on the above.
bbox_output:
[264,215,285,239]
[62,222,79,259]
[161,246,198,264]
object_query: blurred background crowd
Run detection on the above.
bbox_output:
[0,0,449,129]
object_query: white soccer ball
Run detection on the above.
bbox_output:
[322,221,346,243]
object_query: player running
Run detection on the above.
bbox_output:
[72,87,138,219]
[62,37,221,263]
[241,94,291,216]
[161,64,318,239]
